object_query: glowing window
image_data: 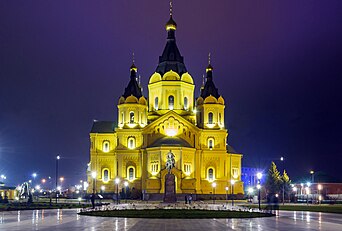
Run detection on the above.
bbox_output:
[184,97,188,110]
[168,95,174,110]
[155,97,159,110]
[128,167,135,181]
[128,137,135,149]
[208,138,214,150]
[151,162,159,174]
[208,112,213,124]
[184,163,191,175]
[129,112,134,123]
[103,141,110,152]
[208,168,214,181]
[232,168,239,179]
[103,169,109,182]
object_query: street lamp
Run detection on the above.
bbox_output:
[257,172,262,210]
[91,171,97,209]
[317,184,322,205]
[115,178,120,204]
[55,155,60,204]
[310,170,315,183]
[212,182,217,204]
[124,181,129,203]
[231,179,235,206]
[280,157,285,205]
[225,186,229,203]
[248,187,254,203]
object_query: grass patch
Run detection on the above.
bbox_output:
[243,204,342,214]
[79,209,274,219]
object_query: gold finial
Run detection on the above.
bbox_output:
[130,52,137,72]
[206,52,213,72]
[170,0,173,16]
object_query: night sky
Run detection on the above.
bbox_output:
[1,1,341,186]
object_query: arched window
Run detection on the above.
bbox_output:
[128,137,135,149]
[102,169,109,182]
[154,97,159,110]
[208,138,214,150]
[219,113,222,124]
[129,112,134,123]
[168,95,174,110]
[127,167,135,181]
[103,141,110,152]
[184,97,188,110]
[208,168,214,181]
[208,112,213,124]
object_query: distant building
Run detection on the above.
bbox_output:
[0,182,17,200]
[86,7,243,197]
[241,167,265,190]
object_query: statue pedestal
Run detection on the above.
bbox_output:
[163,173,177,203]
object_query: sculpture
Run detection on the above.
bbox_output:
[165,150,175,173]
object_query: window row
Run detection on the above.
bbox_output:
[101,167,136,182]
[120,111,146,124]
[154,96,189,110]
[208,112,223,124]
[102,137,136,152]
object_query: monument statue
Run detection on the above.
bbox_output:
[164,150,177,203]
[165,150,175,173]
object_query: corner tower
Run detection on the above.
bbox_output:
[196,54,225,129]
[118,61,148,128]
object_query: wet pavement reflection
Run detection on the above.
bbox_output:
[0,208,341,230]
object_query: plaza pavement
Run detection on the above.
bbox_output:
[0,205,341,230]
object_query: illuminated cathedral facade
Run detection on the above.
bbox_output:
[87,11,243,197]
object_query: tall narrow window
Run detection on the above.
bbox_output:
[168,95,174,110]
[184,97,188,110]
[154,97,159,110]
[129,112,134,123]
[208,168,214,181]
[103,169,109,182]
[103,141,110,152]
[208,112,213,124]
[219,113,222,124]
[121,112,124,124]
[208,138,214,150]
[128,137,135,149]
[128,167,135,181]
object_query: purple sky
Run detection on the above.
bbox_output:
[1,0,341,186]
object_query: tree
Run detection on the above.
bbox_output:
[265,162,282,195]
[282,170,292,200]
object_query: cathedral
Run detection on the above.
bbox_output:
[87,9,244,198]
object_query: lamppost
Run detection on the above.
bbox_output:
[248,187,254,203]
[115,178,120,204]
[305,185,310,205]
[91,171,97,208]
[257,172,262,210]
[280,157,285,205]
[310,170,315,183]
[55,155,60,203]
[317,184,322,205]
[212,182,216,204]
[231,179,235,206]
[124,181,129,203]
[225,186,229,203]
[292,186,297,203]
